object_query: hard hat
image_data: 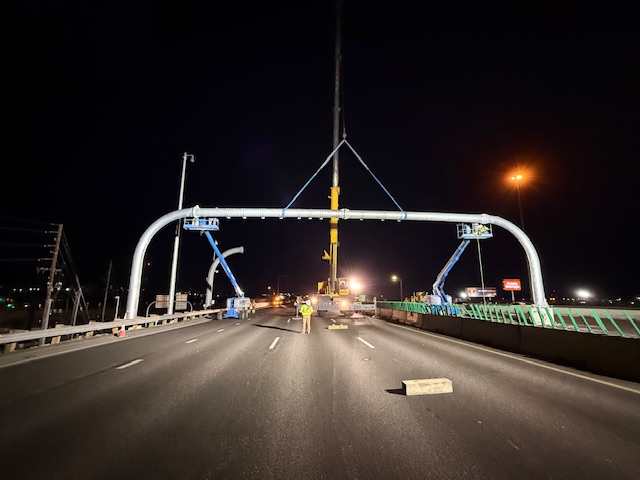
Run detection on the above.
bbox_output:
[306,300,311,305]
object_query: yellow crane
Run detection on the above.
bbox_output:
[315,0,354,316]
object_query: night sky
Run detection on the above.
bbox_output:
[3,1,639,305]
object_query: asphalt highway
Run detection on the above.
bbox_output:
[0,307,638,479]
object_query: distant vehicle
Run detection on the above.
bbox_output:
[271,295,283,307]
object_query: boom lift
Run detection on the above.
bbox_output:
[183,216,251,318]
[430,223,493,305]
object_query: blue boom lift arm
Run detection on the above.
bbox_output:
[432,240,470,305]
[432,223,494,305]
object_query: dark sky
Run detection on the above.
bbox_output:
[3,1,639,305]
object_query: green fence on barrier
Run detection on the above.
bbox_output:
[376,301,640,338]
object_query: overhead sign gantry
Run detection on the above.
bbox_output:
[123,206,548,319]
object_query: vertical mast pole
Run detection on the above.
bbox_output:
[329,0,343,294]
[101,259,112,321]
[40,223,63,346]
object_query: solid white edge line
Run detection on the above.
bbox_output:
[116,359,143,370]
[185,339,198,344]
[269,337,280,349]
[391,323,640,395]
[357,336,375,349]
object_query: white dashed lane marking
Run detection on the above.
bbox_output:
[217,329,225,332]
[269,337,280,349]
[357,337,375,349]
[116,359,143,370]
[185,339,198,344]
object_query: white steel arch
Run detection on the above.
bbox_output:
[124,205,548,319]
[205,246,244,307]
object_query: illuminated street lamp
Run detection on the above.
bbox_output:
[510,173,525,231]
[391,275,403,301]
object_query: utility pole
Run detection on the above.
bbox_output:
[168,152,194,314]
[277,274,288,295]
[101,259,112,322]
[40,223,63,346]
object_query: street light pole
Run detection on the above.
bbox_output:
[511,173,525,231]
[391,275,403,301]
[168,152,194,315]
[276,274,288,295]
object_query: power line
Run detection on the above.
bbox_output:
[0,215,58,227]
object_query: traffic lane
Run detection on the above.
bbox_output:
[136,310,487,479]
[0,308,287,410]
[348,318,640,479]
[0,312,298,479]
[218,311,492,478]
[3,310,637,479]
[0,314,251,406]
[298,316,492,479]
[0,310,440,479]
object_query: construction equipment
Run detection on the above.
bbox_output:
[286,2,400,317]
[430,223,493,305]
[183,216,251,319]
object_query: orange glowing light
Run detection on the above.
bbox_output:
[506,165,536,187]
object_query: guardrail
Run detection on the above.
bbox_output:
[1,301,274,353]
[377,302,640,338]
[0,309,223,352]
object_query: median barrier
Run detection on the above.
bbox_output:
[519,326,640,381]
[391,309,407,324]
[421,314,463,338]
[378,308,640,382]
[405,311,422,328]
[461,317,521,351]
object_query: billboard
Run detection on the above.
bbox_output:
[502,279,522,291]
[156,294,169,309]
[155,293,188,310]
[465,287,497,298]
[175,293,188,311]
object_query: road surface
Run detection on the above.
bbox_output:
[1,307,638,479]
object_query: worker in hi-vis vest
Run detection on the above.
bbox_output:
[299,300,313,334]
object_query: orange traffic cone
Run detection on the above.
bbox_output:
[118,324,126,337]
